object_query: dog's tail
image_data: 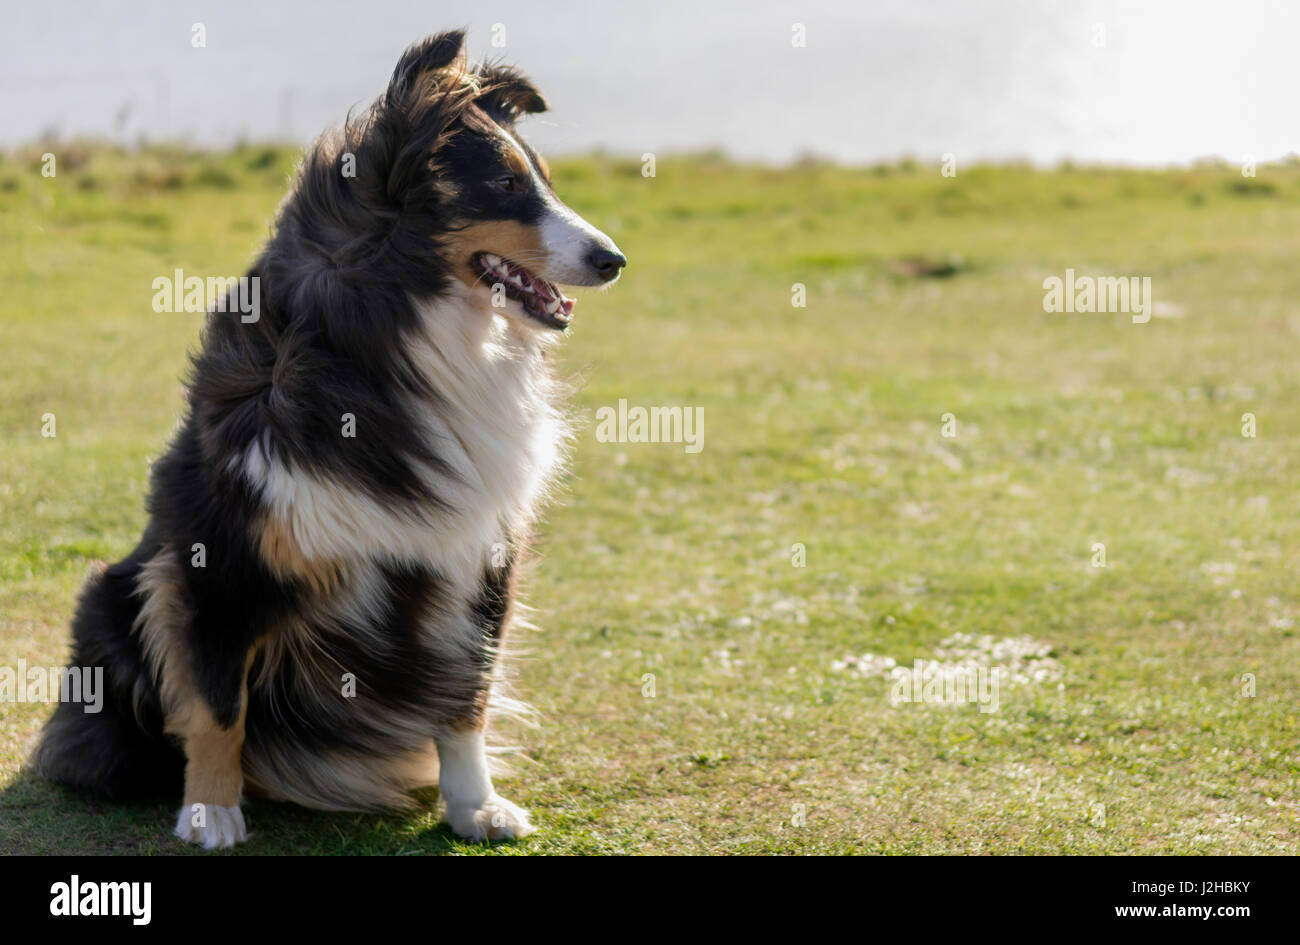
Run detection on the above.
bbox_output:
[30,546,184,801]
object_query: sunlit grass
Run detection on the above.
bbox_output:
[1,142,1297,853]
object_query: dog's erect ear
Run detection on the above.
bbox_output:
[388,30,467,101]
[477,65,549,118]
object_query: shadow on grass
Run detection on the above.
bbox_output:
[0,767,484,855]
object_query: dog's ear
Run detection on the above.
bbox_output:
[477,65,549,118]
[388,30,467,102]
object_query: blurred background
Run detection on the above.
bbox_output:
[5,0,1297,165]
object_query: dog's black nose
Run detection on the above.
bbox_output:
[589,247,627,281]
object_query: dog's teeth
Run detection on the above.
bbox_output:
[484,254,501,267]
[545,298,560,315]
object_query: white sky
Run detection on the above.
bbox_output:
[2,0,1295,165]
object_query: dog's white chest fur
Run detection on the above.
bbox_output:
[245,285,566,590]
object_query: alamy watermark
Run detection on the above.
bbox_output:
[50,875,151,925]
[889,659,1002,714]
[1,660,103,713]
[1043,268,1152,323]
[152,268,260,323]
[595,399,704,453]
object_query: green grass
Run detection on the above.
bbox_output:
[1,142,1298,854]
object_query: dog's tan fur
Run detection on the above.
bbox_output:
[135,548,254,810]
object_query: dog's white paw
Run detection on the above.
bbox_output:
[445,794,534,842]
[174,803,247,849]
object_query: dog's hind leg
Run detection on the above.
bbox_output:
[31,546,184,800]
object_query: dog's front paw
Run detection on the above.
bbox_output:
[174,803,248,849]
[445,794,534,842]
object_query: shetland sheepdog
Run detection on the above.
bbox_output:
[32,30,625,848]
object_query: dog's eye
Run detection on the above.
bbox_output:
[490,175,521,193]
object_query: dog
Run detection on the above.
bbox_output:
[32,29,625,848]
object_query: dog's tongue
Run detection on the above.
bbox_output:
[530,273,575,317]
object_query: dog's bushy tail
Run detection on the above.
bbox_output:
[30,547,184,801]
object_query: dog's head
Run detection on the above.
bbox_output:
[325,30,624,333]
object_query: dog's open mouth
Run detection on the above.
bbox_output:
[472,252,575,330]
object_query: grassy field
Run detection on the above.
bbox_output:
[1,142,1297,854]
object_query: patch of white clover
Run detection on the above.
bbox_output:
[830,653,897,676]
